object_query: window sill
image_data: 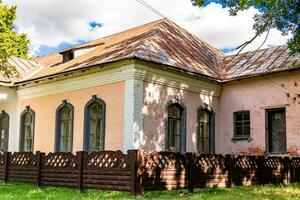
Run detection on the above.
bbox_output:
[267,152,287,156]
[231,136,252,143]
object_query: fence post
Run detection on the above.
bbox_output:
[225,154,233,187]
[185,152,194,193]
[36,151,43,187]
[258,156,265,185]
[128,149,141,196]
[76,151,85,192]
[284,157,291,184]
[3,152,10,184]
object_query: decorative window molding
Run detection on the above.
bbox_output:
[165,99,186,153]
[19,106,35,152]
[55,100,74,152]
[83,95,106,152]
[0,110,9,151]
[197,104,215,153]
[232,110,250,140]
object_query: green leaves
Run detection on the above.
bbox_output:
[0,1,30,77]
[192,0,300,54]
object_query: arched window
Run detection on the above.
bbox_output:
[0,111,9,151]
[55,100,74,152]
[166,103,186,153]
[197,106,215,153]
[20,106,35,152]
[84,95,106,152]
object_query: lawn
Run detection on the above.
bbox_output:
[1,182,300,200]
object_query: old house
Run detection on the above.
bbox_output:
[0,19,299,155]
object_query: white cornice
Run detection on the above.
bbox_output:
[17,64,135,100]
[134,63,221,97]
[17,60,221,100]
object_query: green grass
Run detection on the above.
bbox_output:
[1,182,300,200]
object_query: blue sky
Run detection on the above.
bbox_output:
[36,21,103,55]
[6,0,290,56]
[38,41,83,55]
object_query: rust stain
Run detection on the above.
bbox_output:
[220,45,300,81]
[287,145,300,156]
[238,147,266,156]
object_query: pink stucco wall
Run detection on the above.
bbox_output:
[220,71,300,155]
[20,81,125,153]
[142,81,220,152]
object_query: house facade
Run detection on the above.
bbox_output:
[0,19,299,155]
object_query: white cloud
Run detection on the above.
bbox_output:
[4,0,291,55]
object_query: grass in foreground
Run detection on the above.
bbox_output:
[1,182,300,200]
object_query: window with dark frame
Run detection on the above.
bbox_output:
[84,96,106,152]
[167,104,182,152]
[56,101,74,152]
[234,111,250,138]
[20,107,35,152]
[198,110,210,153]
[0,111,9,151]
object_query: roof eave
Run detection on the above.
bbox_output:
[132,57,221,83]
[221,66,300,83]
[14,57,222,86]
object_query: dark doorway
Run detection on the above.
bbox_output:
[266,108,286,153]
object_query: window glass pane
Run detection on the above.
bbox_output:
[23,112,33,151]
[88,102,104,151]
[199,111,209,123]
[59,106,73,152]
[244,125,250,136]
[244,120,250,126]
[168,105,180,118]
[0,113,9,151]
[235,127,243,136]
[234,111,250,137]
[168,118,180,151]
[167,104,183,152]
[235,121,243,127]
[235,113,243,121]
[244,112,250,120]
[199,111,210,153]
[96,117,103,150]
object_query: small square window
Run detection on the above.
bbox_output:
[234,111,250,138]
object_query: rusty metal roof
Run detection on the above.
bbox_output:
[219,45,300,81]
[0,57,43,85]
[19,19,223,82]
[1,19,299,86]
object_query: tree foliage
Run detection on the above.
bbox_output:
[0,0,29,77]
[191,0,300,53]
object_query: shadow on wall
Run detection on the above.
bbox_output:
[139,80,214,152]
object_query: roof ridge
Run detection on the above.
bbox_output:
[62,24,162,70]
[155,22,220,75]
[50,18,168,55]
[162,19,224,57]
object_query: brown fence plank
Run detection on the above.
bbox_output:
[3,152,10,184]
[2,150,300,195]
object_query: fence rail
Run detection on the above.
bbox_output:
[1,150,300,195]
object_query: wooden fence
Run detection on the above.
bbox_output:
[1,150,300,196]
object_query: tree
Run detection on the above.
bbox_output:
[0,0,30,77]
[191,0,299,53]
